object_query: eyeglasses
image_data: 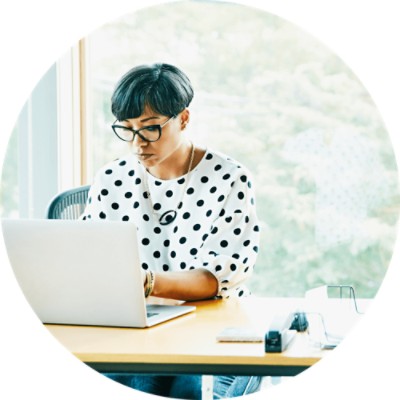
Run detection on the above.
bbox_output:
[112,116,175,142]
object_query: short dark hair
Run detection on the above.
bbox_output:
[111,63,194,121]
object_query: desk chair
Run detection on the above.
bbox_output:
[46,185,90,219]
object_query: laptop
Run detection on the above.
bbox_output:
[1,219,195,328]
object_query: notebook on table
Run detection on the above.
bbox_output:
[1,219,195,328]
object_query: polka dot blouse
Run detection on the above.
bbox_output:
[80,148,260,299]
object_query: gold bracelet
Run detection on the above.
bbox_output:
[144,270,155,298]
[149,270,155,297]
[144,270,151,297]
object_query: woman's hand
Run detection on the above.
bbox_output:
[150,268,218,301]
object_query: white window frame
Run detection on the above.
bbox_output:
[56,39,89,191]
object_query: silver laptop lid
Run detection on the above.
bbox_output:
[2,219,148,327]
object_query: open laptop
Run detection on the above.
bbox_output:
[1,219,195,328]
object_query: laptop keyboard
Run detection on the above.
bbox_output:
[147,312,159,318]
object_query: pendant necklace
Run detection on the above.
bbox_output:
[143,142,195,226]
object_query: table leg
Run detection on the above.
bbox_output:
[202,375,214,400]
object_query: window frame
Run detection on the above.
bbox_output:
[57,39,89,191]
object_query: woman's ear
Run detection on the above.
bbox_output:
[180,108,190,130]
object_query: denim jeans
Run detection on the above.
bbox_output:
[104,373,262,399]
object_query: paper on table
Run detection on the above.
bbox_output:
[216,326,264,342]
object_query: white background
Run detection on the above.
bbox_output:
[0,1,399,399]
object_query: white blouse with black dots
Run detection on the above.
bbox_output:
[80,148,260,299]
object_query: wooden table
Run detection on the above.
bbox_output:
[45,297,329,377]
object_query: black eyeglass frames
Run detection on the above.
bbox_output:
[112,116,175,142]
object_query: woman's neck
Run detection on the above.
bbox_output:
[148,141,193,180]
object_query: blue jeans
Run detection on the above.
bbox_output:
[212,375,262,399]
[104,374,262,399]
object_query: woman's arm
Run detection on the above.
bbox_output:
[151,268,218,301]
[183,170,260,299]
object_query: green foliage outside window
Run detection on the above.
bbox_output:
[85,2,399,298]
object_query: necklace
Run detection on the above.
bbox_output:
[143,142,195,226]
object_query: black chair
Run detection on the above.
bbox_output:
[46,185,90,219]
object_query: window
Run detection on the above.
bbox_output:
[1,64,58,219]
[1,46,85,219]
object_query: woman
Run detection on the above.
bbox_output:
[81,63,261,398]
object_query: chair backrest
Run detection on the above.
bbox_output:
[46,185,91,220]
